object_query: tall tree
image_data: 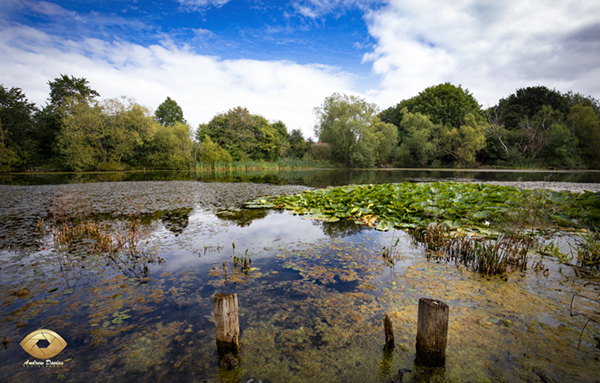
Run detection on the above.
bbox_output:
[314,93,380,167]
[198,107,288,162]
[56,97,154,171]
[142,122,192,169]
[0,85,38,170]
[155,97,186,126]
[441,113,487,167]
[497,86,569,130]
[392,83,483,129]
[36,75,100,162]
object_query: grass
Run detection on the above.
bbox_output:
[194,158,331,172]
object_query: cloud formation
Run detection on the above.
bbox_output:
[363,0,600,107]
[0,24,354,139]
[177,0,232,12]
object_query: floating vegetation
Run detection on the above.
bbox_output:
[247,181,600,231]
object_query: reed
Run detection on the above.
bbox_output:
[408,224,542,276]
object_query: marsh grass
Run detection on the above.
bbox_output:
[195,158,328,172]
[408,224,543,275]
[41,192,162,278]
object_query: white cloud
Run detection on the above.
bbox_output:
[0,24,355,139]
[363,0,600,108]
[177,0,232,12]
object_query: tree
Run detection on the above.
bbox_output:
[515,105,561,160]
[288,129,307,159]
[394,111,440,167]
[198,107,289,162]
[497,86,569,130]
[570,104,600,168]
[441,113,487,167]
[37,75,100,162]
[155,97,186,126]
[393,83,483,129]
[314,93,380,167]
[197,135,232,166]
[142,122,192,169]
[56,97,154,171]
[372,117,398,166]
[0,85,38,170]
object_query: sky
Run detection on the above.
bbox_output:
[1,0,600,139]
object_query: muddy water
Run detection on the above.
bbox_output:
[0,177,599,382]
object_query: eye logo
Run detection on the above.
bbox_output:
[20,329,67,359]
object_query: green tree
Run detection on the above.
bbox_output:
[56,97,154,171]
[441,113,487,167]
[142,122,192,169]
[198,107,288,162]
[288,129,307,159]
[314,93,380,167]
[497,86,569,131]
[37,75,100,162]
[155,97,186,126]
[197,107,257,161]
[0,85,38,170]
[570,104,600,168]
[515,105,562,161]
[372,117,398,166]
[197,135,232,166]
[394,111,440,167]
[393,83,483,129]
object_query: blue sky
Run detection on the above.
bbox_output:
[2,0,600,138]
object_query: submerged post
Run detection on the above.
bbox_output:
[383,312,395,351]
[214,292,240,368]
[415,298,449,367]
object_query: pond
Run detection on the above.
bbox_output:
[0,169,599,382]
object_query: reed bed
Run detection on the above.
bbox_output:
[408,224,542,275]
[194,158,327,172]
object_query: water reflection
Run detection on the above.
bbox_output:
[3,168,600,186]
[0,179,599,382]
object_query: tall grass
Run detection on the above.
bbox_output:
[194,158,330,172]
[408,224,542,276]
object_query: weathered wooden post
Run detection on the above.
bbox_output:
[214,292,240,369]
[383,312,395,351]
[415,298,449,367]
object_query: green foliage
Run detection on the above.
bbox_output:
[498,86,570,131]
[155,97,185,126]
[314,93,393,167]
[56,97,154,171]
[394,111,440,167]
[196,135,232,166]
[142,122,192,170]
[248,181,600,232]
[441,113,487,167]
[37,75,100,163]
[288,129,308,159]
[570,104,600,168]
[393,83,484,129]
[0,85,38,170]
[198,107,289,162]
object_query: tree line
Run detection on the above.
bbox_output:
[2,75,599,172]
[0,75,313,172]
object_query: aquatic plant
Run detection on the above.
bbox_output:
[247,182,600,232]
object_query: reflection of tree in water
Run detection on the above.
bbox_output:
[160,208,193,235]
[313,218,368,238]
[216,208,270,227]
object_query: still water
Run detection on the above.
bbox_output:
[0,169,599,382]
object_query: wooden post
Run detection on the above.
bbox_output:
[416,298,449,367]
[214,293,239,368]
[383,312,395,351]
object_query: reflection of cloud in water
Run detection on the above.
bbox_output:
[160,210,330,272]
